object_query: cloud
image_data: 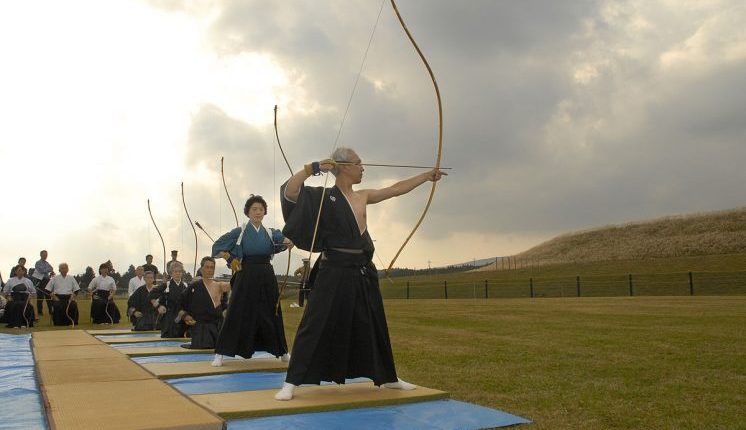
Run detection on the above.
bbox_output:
[2,0,745,272]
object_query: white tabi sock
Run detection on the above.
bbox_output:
[280,353,291,363]
[383,378,417,390]
[211,354,224,367]
[274,382,296,401]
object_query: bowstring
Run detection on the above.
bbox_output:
[305,0,386,262]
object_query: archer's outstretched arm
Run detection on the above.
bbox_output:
[284,160,336,202]
[365,168,447,204]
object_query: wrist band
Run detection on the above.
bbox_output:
[311,161,321,175]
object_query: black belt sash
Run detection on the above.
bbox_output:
[243,255,271,265]
[93,290,111,300]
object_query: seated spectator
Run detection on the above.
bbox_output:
[179,257,229,349]
[127,271,160,331]
[3,266,36,328]
[46,263,80,326]
[89,263,121,324]
[128,266,146,297]
[149,263,188,338]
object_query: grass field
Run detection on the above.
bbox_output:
[3,295,744,429]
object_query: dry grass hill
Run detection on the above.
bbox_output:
[474,207,746,271]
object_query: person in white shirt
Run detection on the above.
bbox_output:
[89,263,121,324]
[46,263,80,326]
[128,266,146,297]
[3,266,36,328]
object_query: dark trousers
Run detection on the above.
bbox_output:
[35,279,52,315]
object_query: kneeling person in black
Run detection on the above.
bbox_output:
[149,263,188,338]
[127,271,160,331]
[179,257,230,349]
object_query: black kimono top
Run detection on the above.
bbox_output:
[280,182,375,258]
[182,280,223,323]
[127,285,156,315]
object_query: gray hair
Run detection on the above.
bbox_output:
[330,147,357,176]
[58,262,68,270]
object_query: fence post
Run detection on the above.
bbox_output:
[444,281,448,299]
[406,281,410,299]
[576,275,581,297]
[529,277,534,298]
[689,272,694,296]
[628,274,634,296]
[484,280,488,299]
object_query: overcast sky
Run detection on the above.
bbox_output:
[1,0,745,276]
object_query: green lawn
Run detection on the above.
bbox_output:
[4,296,744,429]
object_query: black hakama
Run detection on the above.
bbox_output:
[5,286,34,328]
[181,280,224,349]
[51,294,78,326]
[214,256,288,358]
[127,286,160,331]
[280,183,398,386]
[90,289,121,324]
[149,280,187,338]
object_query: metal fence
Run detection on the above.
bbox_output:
[375,271,746,299]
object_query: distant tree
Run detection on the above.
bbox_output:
[77,266,96,290]
[119,264,136,290]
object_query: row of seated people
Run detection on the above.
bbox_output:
[125,258,229,349]
[2,260,229,352]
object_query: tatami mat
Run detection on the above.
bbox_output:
[37,357,154,386]
[191,382,448,419]
[42,379,224,430]
[34,344,124,361]
[141,358,288,379]
[32,330,102,347]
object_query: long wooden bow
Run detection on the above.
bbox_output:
[147,199,168,276]
[65,295,75,327]
[181,182,199,277]
[385,0,444,274]
[274,105,294,315]
[221,156,239,228]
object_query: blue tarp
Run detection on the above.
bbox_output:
[226,400,530,429]
[167,372,369,395]
[0,334,47,430]
[95,333,161,339]
[133,351,273,364]
[110,340,187,348]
